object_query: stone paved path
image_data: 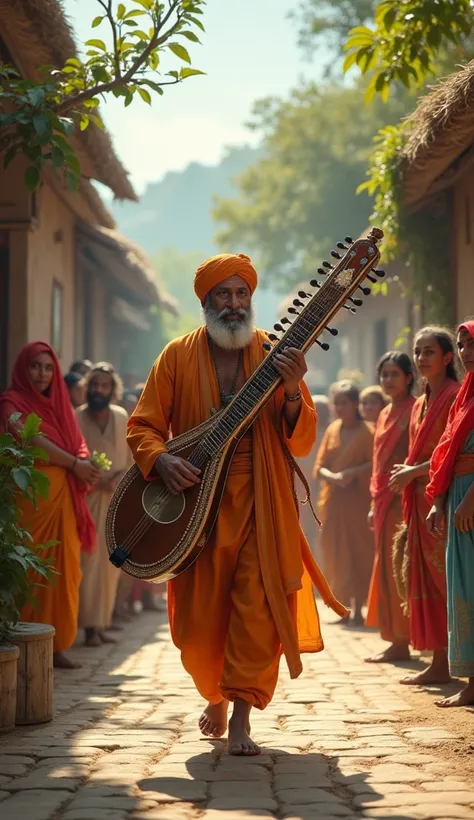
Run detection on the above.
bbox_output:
[1,609,474,820]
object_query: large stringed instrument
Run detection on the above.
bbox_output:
[106,228,384,582]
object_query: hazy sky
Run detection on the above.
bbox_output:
[63,0,320,193]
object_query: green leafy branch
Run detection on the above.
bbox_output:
[0,0,206,191]
[0,413,57,644]
[344,0,474,101]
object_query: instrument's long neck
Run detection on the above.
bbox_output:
[189,262,364,466]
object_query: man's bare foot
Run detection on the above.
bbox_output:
[53,652,82,669]
[400,652,451,685]
[198,700,229,738]
[365,642,411,663]
[337,614,350,626]
[84,629,102,648]
[435,680,474,708]
[99,631,117,644]
[228,716,260,756]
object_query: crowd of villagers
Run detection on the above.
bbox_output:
[0,348,165,670]
[1,319,474,709]
[310,319,474,708]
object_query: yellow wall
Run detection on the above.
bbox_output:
[27,184,76,370]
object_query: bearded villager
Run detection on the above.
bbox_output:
[0,342,99,669]
[127,253,348,755]
[77,364,132,647]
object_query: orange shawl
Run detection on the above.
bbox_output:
[128,327,349,677]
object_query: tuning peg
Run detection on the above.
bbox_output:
[349,296,363,307]
[373,268,385,278]
[288,307,299,315]
[344,236,353,244]
[325,327,338,336]
[274,323,284,332]
[358,285,371,296]
[263,342,272,351]
[293,299,304,308]
[281,317,291,325]
[322,261,333,270]
[336,242,347,250]
[298,290,309,299]
[268,333,278,341]
[309,280,320,288]
[316,340,330,351]
[317,267,328,276]
[331,250,341,260]
[366,273,377,283]
[343,304,357,313]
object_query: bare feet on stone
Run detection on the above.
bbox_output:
[400,651,451,685]
[99,631,118,644]
[435,680,474,708]
[84,629,102,648]
[228,716,260,756]
[199,699,229,738]
[365,642,411,663]
[53,651,81,669]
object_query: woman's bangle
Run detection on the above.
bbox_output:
[284,388,302,403]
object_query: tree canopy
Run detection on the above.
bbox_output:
[0,0,205,190]
[213,82,410,290]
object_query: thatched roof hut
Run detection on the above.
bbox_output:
[0,0,137,201]
[402,60,474,207]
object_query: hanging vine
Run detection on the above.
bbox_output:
[359,122,455,325]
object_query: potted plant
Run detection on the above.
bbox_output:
[0,412,55,731]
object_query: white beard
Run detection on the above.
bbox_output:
[202,301,255,351]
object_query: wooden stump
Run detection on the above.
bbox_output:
[10,623,55,725]
[0,645,20,733]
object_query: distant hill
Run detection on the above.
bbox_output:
[111,144,282,330]
[112,145,261,257]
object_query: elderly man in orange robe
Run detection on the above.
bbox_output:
[127,253,348,755]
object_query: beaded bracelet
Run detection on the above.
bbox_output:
[284,388,302,403]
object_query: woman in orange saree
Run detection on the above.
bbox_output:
[365,352,416,663]
[313,381,374,625]
[0,342,100,668]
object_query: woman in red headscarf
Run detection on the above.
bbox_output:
[427,320,474,707]
[0,342,100,668]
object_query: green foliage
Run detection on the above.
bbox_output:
[290,0,375,67]
[343,0,474,100]
[213,82,411,291]
[91,451,112,471]
[0,0,206,191]
[0,414,57,645]
[360,123,454,323]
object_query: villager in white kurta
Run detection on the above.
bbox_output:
[77,404,132,630]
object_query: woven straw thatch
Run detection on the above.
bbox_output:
[403,60,474,205]
[0,0,136,201]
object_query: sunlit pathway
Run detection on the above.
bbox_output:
[1,608,474,820]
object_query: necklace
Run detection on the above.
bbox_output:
[208,335,243,407]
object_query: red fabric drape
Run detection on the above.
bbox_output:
[403,380,459,520]
[427,321,474,504]
[0,341,96,552]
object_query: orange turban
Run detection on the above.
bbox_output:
[194,253,258,303]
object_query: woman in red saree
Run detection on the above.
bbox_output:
[0,342,100,668]
[313,381,374,625]
[365,351,416,663]
[389,327,459,685]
